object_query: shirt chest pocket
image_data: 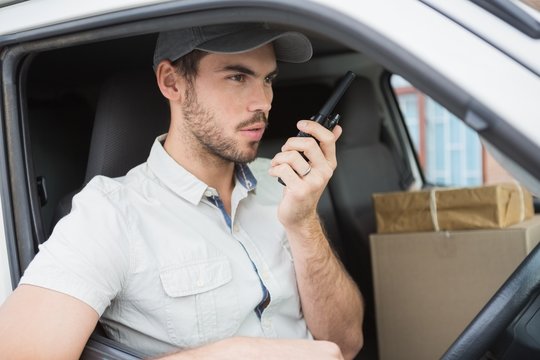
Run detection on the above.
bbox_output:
[159,258,241,348]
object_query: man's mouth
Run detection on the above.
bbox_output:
[239,123,266,141]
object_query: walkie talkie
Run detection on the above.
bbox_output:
[278,71,356,185]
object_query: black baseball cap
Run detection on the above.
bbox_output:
[153,23,313,69]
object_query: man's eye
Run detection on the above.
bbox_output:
[265,75,277,85]
[229,74,245,82]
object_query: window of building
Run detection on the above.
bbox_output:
[391,75,515,187]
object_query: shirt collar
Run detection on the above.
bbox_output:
[147,135,257,204]
[235,163,257,191]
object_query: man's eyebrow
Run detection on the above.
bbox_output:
[219,65,279,78]
[266,69,279,78]
[219,65,256,76]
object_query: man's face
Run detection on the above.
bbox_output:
[181,44,278,164]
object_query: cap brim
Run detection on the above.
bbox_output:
[196,29,313,64]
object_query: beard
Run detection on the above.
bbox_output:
[181,84,268,164]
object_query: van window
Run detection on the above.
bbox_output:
[391,75,517,187]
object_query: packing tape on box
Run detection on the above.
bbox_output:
[429,188,441,232]
[513,180,526,223]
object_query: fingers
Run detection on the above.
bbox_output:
[270,120,341,187]
[281,121,341,170]
[270,161,304,188]
[271,150,311,178]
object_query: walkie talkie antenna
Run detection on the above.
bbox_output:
[312,71,356,123]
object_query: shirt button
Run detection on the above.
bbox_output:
[204,189,213,197]
[196,279,204,287]
[233,224,240,233]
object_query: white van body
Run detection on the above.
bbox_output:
[0,0,539,358]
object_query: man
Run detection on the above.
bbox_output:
[0,23,363,359]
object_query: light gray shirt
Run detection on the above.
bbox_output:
[20,135,311,356]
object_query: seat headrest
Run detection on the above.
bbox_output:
[266,83,332,139]
[258,82,332,158]
[335,76,381,148]
[85,69,169,182]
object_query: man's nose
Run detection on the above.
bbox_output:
[247,84,272,113]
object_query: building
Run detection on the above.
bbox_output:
[392,75,516,187]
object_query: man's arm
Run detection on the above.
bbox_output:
[1,286,346,360]
[269,120,364,360]
[283,216,364,360]
[0,284,99,360]
[158,337,344,360]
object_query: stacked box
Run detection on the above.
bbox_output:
[373,183,533,234]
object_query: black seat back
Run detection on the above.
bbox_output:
[50,69,169,231]
[84,70,170,182]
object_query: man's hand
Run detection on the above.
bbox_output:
[268,120,342,229]
[161,337,344,360]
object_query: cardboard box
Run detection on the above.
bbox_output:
[370,216,540,360]
[373,183,533,233]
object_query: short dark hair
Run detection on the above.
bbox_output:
[171,49,208,82]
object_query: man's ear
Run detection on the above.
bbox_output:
[156,60,185,102]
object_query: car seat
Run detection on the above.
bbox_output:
[50,69,170,230]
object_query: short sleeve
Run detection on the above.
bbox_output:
[19,176,131,315]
